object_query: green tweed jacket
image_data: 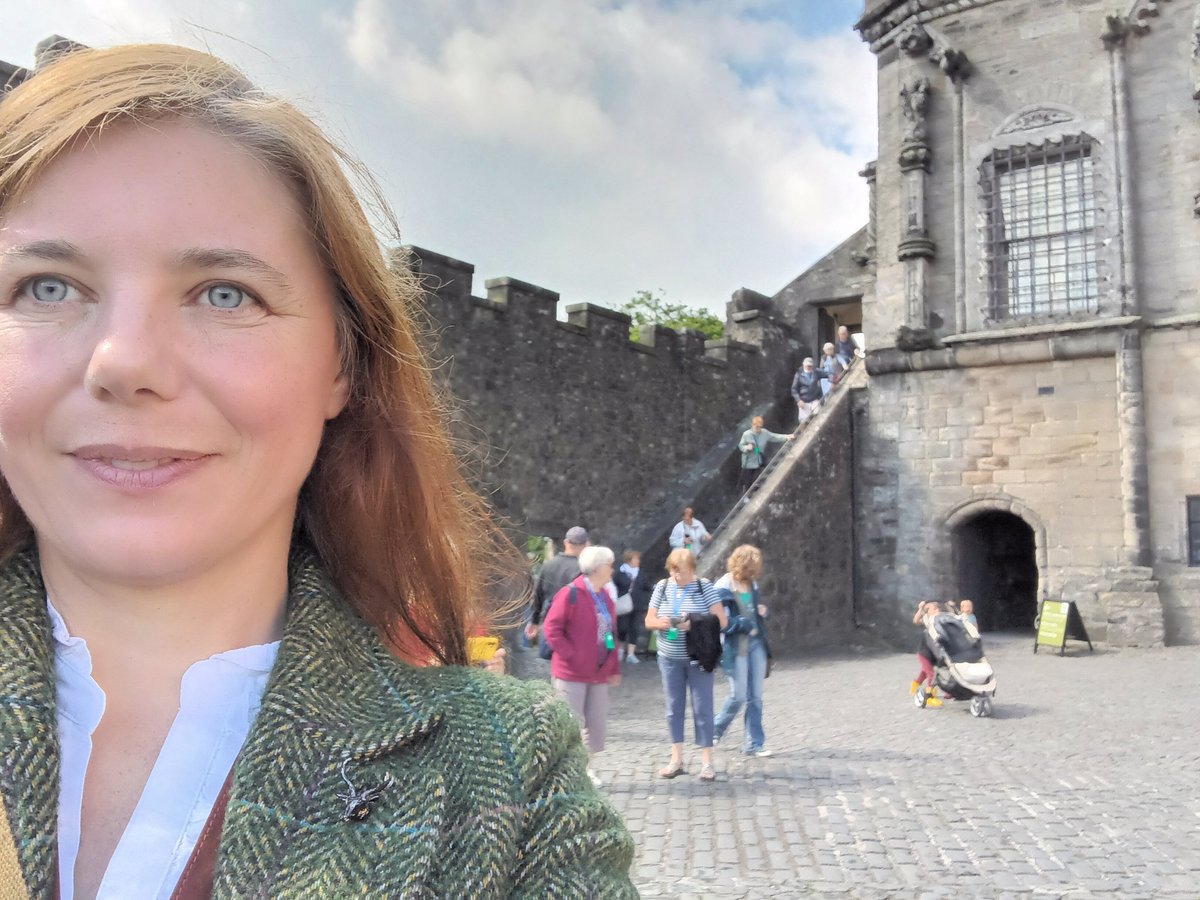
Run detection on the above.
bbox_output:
[0,546,637,898]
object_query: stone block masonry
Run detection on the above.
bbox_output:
[404,246,801,547]
[856,353,1143,642]
[699,364,867,651]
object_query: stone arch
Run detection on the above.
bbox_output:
[993,103,1081,137]
[942,496,1047,631]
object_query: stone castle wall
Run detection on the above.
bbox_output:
[407,247,802,546]
[699,364,866,650]
[847,0,1200,645]
[857,346,1127,638]
[1145,325,1200,644]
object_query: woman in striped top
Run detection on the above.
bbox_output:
[645,549,727,781]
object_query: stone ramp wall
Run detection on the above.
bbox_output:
[698,363,867,650]
[405,245,801,547]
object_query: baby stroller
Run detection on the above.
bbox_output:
[913,614,996,717]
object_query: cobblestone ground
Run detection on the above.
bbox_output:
[524,632,1200,899]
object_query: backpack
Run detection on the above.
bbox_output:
[538,585,577,660]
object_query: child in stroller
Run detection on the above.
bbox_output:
[913,606,997,717]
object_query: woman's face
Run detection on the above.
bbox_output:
[670,564,696,586]
[0,120,349,586]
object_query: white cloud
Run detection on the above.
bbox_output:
[1,0,878,313]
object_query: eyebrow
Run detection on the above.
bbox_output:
[177,247,293,291]
[0,239,86,263]
[0,241,294,292]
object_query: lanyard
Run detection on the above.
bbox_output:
[585,583,613,630]
[668,580,695,617]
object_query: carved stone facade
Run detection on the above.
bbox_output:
[821,0,1200,646]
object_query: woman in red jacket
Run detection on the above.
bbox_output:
[542,546,622,786]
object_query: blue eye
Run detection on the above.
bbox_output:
[29,276,72,302]
[203,283,247,309]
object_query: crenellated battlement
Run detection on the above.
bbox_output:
[401,244,801,540]
[405,244,787,370]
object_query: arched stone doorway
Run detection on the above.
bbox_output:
[951,509,1040,631]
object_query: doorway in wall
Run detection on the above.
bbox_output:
[953,511,1039,631]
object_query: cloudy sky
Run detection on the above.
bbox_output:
[1,1,877,316]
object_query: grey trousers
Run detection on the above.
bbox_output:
[553,678,610,753]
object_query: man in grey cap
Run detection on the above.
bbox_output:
[790,356,830,424]
[526,526,589,643]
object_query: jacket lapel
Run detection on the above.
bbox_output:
[0,545,451,897]
[213,546,448,897]
[0,550,59,898]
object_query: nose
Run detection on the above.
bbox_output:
[85,296,182,403]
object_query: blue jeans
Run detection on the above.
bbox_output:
[658,655,715,747]
[713,638,767,752]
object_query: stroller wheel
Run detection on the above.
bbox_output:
[970,697,986,717]
[914,688,927,709]
[982,697,993,717]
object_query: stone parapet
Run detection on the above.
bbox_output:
[398,245,799,544]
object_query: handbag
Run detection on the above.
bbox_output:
[614,592,634,616]
[0,792,27,900]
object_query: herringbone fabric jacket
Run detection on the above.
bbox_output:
[0,545,637,898]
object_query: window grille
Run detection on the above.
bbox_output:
[981,135,1098,319]
[1188,497,1200,566]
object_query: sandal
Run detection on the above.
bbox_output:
[657,762,685,779]
[699,764,716,782]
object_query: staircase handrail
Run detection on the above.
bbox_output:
[707,355,861,542]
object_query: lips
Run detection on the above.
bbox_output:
[70,445,213,490]
[72,444,208,463]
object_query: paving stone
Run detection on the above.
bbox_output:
[517,634,1200,897]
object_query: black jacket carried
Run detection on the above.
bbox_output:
[684,613,723,673]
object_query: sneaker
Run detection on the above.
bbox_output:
[909,680,920,696]
[925,697,944,708]
[753,748,772,758]
[587,769,603,787]
[625,653,640,665]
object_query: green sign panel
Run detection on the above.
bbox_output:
[1034,599,1093,655]
[1036,600,1069,650]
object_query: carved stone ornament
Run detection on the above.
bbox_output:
[1128,0,1179,35]
[1193,3,1200,110]
[998,106,1077,134]
[857,0,1002,50]
[898,22,933,56]
[932,46,971,81]
[1102,14,1132,48]
[899,141,931,172]
[900,78,930,142]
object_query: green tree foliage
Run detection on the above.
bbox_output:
[618,289,724,342]
[526,535,551,578]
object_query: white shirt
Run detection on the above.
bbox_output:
[669,518,709,555]
[51,600,279,900]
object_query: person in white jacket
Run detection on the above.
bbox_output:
[669,507,711,557]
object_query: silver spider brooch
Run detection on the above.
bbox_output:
[336,757,395,822]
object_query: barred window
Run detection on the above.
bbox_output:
[981,135,1098,319]
[1188,497,1200,566]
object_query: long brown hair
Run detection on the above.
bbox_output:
[0,44,516,665]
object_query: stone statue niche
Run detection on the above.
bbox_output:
[900,77,930,143]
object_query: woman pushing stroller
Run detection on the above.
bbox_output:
[910,601,944,707]
[912,601,997,717]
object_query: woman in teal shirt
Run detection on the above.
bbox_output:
[713,545,774,757]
